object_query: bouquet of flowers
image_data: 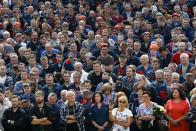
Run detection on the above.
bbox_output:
[153,105,166,119]
[153,105,168,131]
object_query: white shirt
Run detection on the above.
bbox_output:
[112,108,133,131]
[0,76,7,85]
[70,70,89,83]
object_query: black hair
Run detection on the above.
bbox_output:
[159,46,167,52]
[92,91,104,103]
[171,88,186,100]
[56,52,63,56]
[142,91,151,98]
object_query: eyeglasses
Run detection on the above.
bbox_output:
[119,101,126,104]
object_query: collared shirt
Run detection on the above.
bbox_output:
[60,102,85,131]
[70,70,89,83]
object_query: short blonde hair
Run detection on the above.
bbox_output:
[118,96,128,107]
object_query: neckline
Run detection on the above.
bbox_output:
[172,99,182,104]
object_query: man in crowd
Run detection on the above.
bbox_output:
[60,90,84,131]
[2,95,26,131]
[31,90,53,131]
[0,0,196,131]
[87,61,103,92]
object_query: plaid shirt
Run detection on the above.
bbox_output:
[60,102,85,131]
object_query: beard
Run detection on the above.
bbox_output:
[36,99,43,104]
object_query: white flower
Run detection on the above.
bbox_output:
[157,105,166,113]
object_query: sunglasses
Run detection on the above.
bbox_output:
[119,101,126,104]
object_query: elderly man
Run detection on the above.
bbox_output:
[57,90,67,107]
[171,42,192,65]
[60,90,84,131]
[41,42,60,64]
[70,62,88,83]
[176,53,194,77]
[136,54,153,76]
[151,69,170,106]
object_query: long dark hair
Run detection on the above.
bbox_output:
[92,91,104,103]
[171,88,186,100]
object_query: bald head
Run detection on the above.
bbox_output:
[178,42,186,52]
[180,53,189,65]
[141,54,149,65]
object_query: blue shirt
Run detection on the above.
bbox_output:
[90,103,109,130]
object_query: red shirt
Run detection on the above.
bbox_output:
[171,51,192,65]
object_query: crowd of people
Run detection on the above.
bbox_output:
[0,0,196,131]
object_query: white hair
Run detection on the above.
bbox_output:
[66,90,75,97]
[3,31,10,38]
[155,69,164,76]
[61,90,67,95]
[141,54,149,60]
[74,62,82,67]
[172,72,180,78]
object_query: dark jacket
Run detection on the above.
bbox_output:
[113,65,127,77]
[2,107,26,131]
[30,103,54,131]
[176,63,194,76]
[40,83,63,100]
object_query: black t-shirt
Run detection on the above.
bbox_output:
[40,65,54,78]
[30,103,54,131]
[68,105,74,115]
[66,105,79,130]
[87,72,102,92]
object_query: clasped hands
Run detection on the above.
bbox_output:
[66,115,76,124]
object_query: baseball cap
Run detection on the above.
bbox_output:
[20,94,30,101]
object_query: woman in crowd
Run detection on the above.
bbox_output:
[90,91,109,131]
[165,87,190,131]
[136,91,159,131]
[129,83,145,115]
[129,83,145,130]
[113,92,126,108]
[110,95,133,131]
[102,83,115,105]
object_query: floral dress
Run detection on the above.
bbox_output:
[137,102,158,131]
